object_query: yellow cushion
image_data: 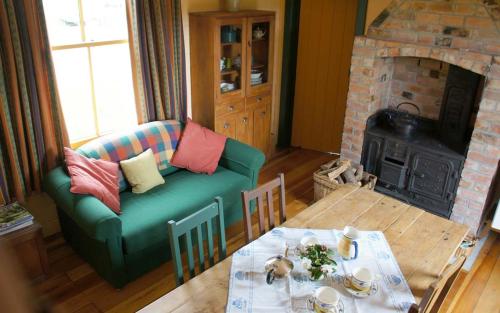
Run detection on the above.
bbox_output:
[120,149,165,193]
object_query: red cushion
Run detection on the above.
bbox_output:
[64,147,121,214]
[170,119,227,175]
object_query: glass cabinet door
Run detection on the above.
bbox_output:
[246,16,274,96]
[215,18,246,100]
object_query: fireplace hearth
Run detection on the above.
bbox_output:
[361,63,483,218]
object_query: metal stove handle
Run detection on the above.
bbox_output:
[396,102,421,116]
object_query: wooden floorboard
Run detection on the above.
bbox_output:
[32,149,500,313]
[447,232,500,313]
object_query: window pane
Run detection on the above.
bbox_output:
[82,0,128,42]
[43,0,82,45]
[52,49,96,141]
[91,44,137,135]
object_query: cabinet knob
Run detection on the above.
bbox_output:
[242,117,248,124]
[228,105,234,111]
[257,97,262,102]
[224,122,230,129]
[260,111,266,116]
[414,172,425,179]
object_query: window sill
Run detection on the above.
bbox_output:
[70,136,98,149]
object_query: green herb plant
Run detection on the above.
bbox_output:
[299,244,337,280]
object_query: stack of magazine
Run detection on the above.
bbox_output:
[0,202,34,236]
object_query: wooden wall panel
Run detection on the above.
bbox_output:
[291,0,358,153]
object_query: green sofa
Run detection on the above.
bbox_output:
[44,124,265,288]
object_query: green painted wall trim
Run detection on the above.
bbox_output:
[277,0,301,148]
[356,0,368,35]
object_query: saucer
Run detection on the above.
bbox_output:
[306,297,344,313]
[343,275,378,298]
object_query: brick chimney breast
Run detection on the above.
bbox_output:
[367,0,500,55]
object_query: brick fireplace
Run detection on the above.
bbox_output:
[341,0,500,234]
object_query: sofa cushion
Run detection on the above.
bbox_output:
[120,149,165,193]
[77,120,182,191]
[64,148,121,214]
[170,119,227,175]
[119,166,251,254]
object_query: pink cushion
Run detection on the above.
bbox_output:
[64,147,121,214]
[170,119,227,175]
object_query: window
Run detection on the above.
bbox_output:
[43,0,137,145]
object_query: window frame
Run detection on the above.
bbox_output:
[48,0,133,148]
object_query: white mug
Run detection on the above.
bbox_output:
[343,226,360,240]
[351,267,373,291]
[307,286,340,313]
[338,226,360,260]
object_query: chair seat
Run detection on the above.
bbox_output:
[119,167,251,254]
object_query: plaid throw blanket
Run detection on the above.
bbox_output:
[78,120,182,191]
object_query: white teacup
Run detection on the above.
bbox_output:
[351,267,373,291]
[307,286,340,313]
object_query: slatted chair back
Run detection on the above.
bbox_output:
[167,197,227,286]
[408,255,467,313]
[241,173,286,243]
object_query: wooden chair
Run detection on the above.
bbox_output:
[408,255,467,313]
[167,197,227,286]
[241,173,286,243]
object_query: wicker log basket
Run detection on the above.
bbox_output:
[313,159,377,201]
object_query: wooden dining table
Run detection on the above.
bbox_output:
[139,185,469,312]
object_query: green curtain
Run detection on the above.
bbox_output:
[0,0,69,205]
[127,0,187,123]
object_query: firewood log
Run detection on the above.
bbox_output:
[317,168,335,176]
[366,177,376,189]
[341,168,357,184]
[354,164,364,181]
[327,160,351,181]
[320,159,337,170]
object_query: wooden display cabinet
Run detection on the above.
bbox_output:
[189,10,274,155]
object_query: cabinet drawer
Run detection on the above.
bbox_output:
[215,99,244,117]
[246,94,271,110]
[215,114,236,139]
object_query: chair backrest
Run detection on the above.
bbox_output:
[167,197,227,286]
[241,173,286,243]
[408,255,467,313]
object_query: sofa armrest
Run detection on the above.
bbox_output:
[44,167,122,241]
[219,138,265,186]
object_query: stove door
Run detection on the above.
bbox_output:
[408,152,455,201]
[361,133,384,175]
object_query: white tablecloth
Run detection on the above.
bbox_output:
[226,227,415,313]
